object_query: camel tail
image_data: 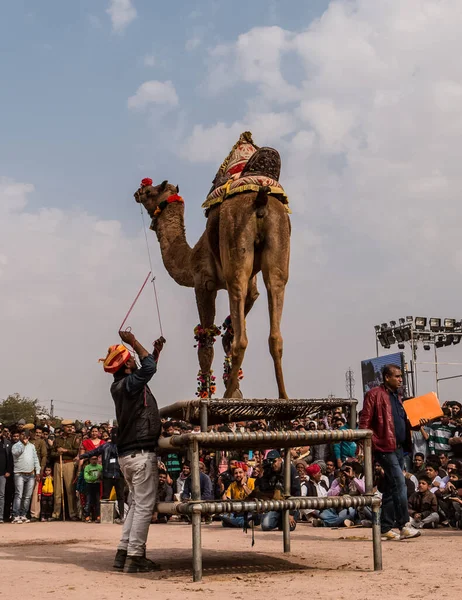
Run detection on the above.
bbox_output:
[254,186,270,215]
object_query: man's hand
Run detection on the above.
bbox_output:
[414,513,421,520]
[35,474,40,483]
[289,515,296,528]
[5,472,10,478]
[119,330,136,347]
[419,418,430,426]
[58,447,67,455]
[153,336,166,359]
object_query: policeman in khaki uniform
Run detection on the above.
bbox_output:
[51,420,80,520]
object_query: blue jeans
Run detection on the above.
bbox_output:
[221,513,245,528]
[376,448,409,533]
[320,507,356,527]
[13,474,36,518]
[261,510,298,531]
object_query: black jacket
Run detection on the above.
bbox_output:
[0,437,13,476]
[80,442,121,479]
[304,479,329,497]
[256,462,301,497]
[111,354,161,456]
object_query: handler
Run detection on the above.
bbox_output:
[101,330,165,573]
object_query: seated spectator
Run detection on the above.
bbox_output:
[176,462,191,500]
[315,463,364,528]
[332,418,357,468]
[256,450,300,532]
[181,461,214,501]
[425,463,448,493]
[411,452,426,476]
[152,469,173,523]
[221,466,255,528]
[408,475,439,529]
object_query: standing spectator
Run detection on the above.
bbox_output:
[11,430,40,523]
[79,428,125,522]
[39,465,54,521]
[29,425,48,522]
[50,420,80,521]
[0,429,13,523]
[359,364,420,540]
[428,409,457,457]
[83,456,102,522]
[325,459,336,486]
[411,420,430,459]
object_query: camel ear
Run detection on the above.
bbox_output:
[160,180,168,191]
[176,184,179,193]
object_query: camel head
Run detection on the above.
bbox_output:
[134,178,180,223]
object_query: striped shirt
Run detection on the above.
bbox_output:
[428,421,457,456]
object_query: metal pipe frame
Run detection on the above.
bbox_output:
[283,452,291,553]
[163,426,381,581]
[199,402,208,433]
[190,438,202,582]
[158,429,372,451]
[156,495,381,516]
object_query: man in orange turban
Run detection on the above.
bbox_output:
[103,330,165,574]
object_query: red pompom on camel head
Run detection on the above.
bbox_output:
[140,177,153,188]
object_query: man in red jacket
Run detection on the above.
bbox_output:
[360,364,421,541]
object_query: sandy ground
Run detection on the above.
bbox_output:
[0,521,460,599]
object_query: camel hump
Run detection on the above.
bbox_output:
[241,147,281,181]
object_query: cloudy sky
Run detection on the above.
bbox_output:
[2,0,462,421]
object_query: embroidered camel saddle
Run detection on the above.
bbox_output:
[202,131,290,214]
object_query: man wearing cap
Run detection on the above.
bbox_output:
[255,450,301,531]
[101,330,165,574]
[50,420,80,521]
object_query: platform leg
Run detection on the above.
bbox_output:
[372,502,382,571]
[191,439,202,581]
[283,450,291,553]
[192,509,202,582]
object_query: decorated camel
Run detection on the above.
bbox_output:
[134,132,291,399]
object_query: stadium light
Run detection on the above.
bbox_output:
[430,318,442,332]
[444,318,455,331]
[415,317,427,330]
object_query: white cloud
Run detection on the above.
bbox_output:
[128,80,179,110]
[106,0,137,33]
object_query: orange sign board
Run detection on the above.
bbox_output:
[403,392,443,427]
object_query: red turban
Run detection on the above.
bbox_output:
[306,463,321,477]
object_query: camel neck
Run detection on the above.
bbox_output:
[155,203,194,288]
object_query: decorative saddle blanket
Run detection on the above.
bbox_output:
[202,131,291,213]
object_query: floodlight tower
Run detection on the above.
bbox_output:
[345,368,355,399]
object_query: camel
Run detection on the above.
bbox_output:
[134,151,290,399]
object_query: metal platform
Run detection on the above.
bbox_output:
[159,397,358,429]
[155,428,382,581]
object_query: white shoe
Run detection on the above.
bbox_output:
[400,523,421,540]
[381,529,400,541]
[12,517,22,524]
[21,517,31,523]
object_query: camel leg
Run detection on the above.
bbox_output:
[261,250,289,400]
[195,286,217,390]
[223,268,254,399]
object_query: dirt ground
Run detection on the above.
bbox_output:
[0,521,460,599]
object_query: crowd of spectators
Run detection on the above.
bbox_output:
[0,401,461,531]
